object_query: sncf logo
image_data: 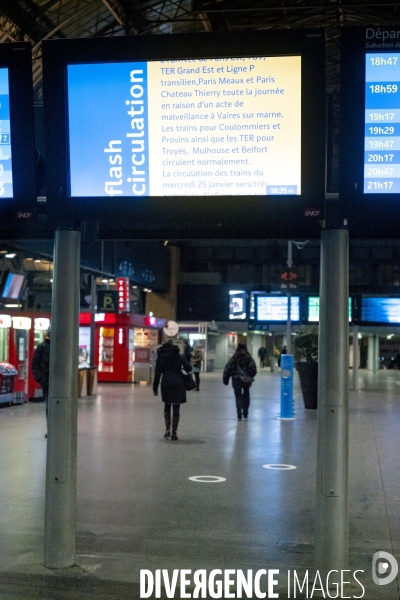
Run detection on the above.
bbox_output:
[17,212,32,219]
[304,209,321,217]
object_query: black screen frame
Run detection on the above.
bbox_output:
[0,42,36,236]
[340,26,400,238]
[42,30,325,239]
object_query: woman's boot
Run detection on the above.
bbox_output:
[171,414,180,441]
[164,411,171,438]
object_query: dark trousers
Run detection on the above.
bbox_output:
[194,372,200,389]
[164,403,181,433]
[232,381,251,417]
[43,386,49,426]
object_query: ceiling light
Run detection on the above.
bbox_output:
[5,253,16,258]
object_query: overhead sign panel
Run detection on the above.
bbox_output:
[42,31,325,239]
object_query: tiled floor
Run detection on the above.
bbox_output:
[0,368,399,599]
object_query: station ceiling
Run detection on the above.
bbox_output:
[0,0,398,102]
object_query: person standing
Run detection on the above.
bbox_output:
[192,344,203,391]
[153,340,192,441]
[223,343,257,420]
[258,345,267,368]
[184,340,193,363]
[278,345,287,368]
[32,330,51,437]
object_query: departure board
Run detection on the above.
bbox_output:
[0,68,13,198]
[256,295,299,322]
[308,296,352,322]
[361,297,400,323]
[364,53,400,194]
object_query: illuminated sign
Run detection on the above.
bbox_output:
[97,290,118,312]
[308,297,352,322]
[361,297,400,323]
[12,316,31,330]
[34,317,50,330]
[340,27,400,238]
[255,295,300,322]
[0,69,13,197]
[229,290,246,320]
[117,277,130,313]
[364,54,400,194]
[0,314,11,328]
[42,32,325,239]
[67,57,301,198]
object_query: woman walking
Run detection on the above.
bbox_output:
[153,340,192,441]
[192,344,203,391]
[223,343,257,420]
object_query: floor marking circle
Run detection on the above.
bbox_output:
[188,475,226,483]
[262,464,297,470]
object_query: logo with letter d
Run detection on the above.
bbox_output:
[372,551,398,586]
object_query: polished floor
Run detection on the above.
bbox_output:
[0,368,400,599]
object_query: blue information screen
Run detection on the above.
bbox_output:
[67,57,302,198]
[0,68,13,198]
[256,295,299,322]
[361,297,400,323]
[364,54,400,194]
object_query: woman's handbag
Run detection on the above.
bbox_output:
[182,370,197,391]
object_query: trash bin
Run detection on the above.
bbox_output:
[78,368,87,397]
[86,367,97,395]
[0,362,18,406]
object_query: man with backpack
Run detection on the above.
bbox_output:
[223,343,257,421]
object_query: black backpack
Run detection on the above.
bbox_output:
[237,365,254,384]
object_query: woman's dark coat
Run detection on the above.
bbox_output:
[153,343,192,404]
[223,352,257,386]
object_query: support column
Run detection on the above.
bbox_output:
[367,335,374,371]
[372,335,379,375]
[89,275,96,368]
[286,240,292,354]
[352,325,359,391]
[315,228,349,576]
[44,229,80,568]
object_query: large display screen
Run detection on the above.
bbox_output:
[308,297,352,322]
[0,68,13,198]
[229,290,247,320]
[42,31,325,237]
[341,27,400,237]
[361,297,400,324]
[0,272,25,300]
[364,54,400,194]
[0,42,36,233]
[256,295,299,322]
[67,58,301,198]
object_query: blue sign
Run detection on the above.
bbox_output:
[280,354,294,419]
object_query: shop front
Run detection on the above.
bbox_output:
[79,312,166,383]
